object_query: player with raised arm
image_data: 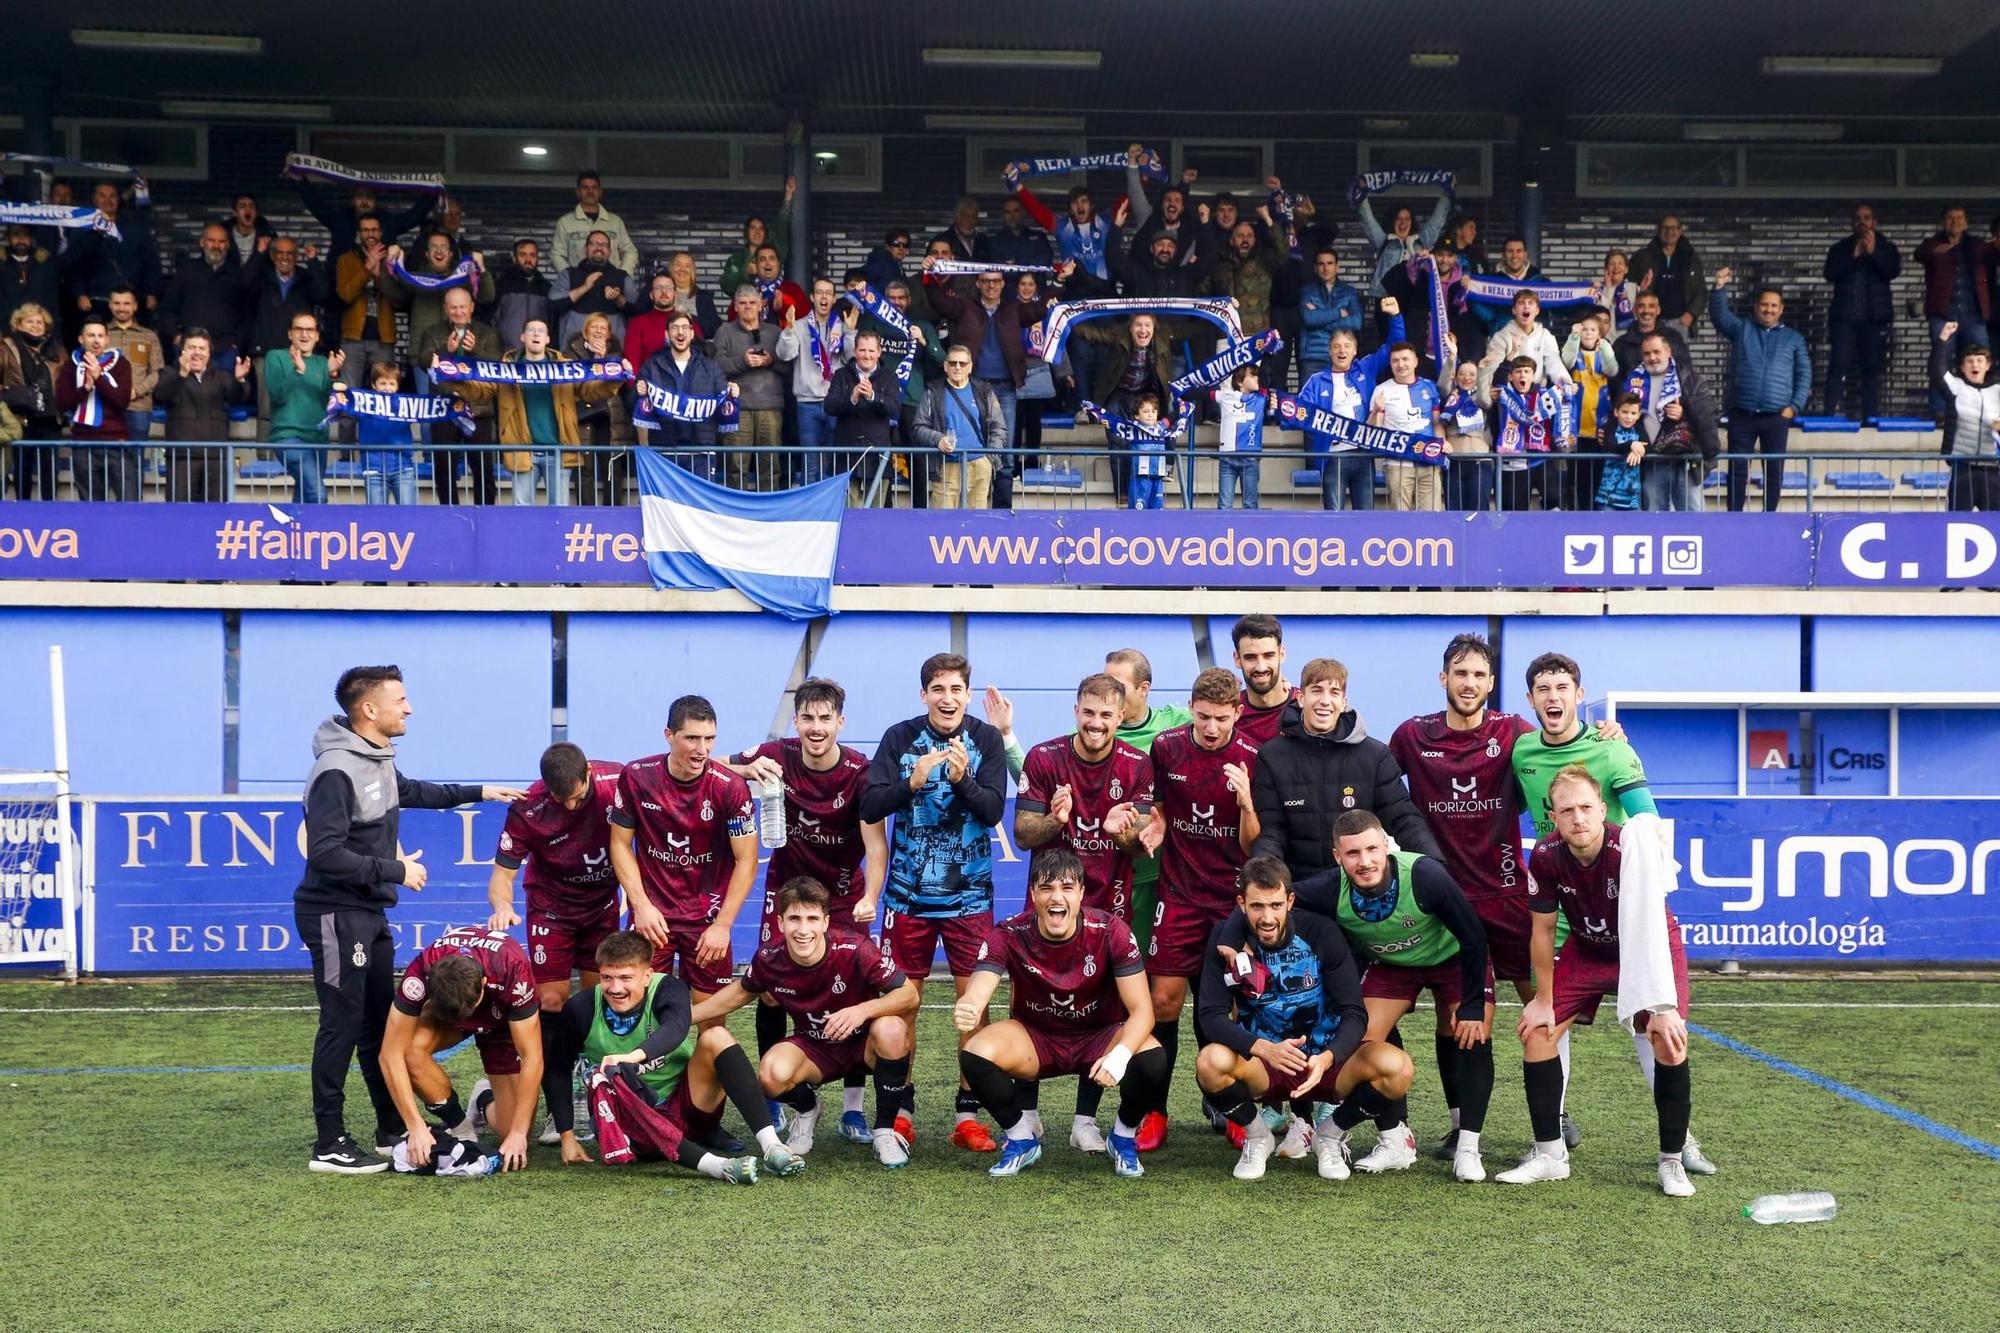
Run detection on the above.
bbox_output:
[858,652,1009,1152]
[955,848,1170,1179]
[723,678,888,1144]
[1195,856,1409,1182]
[1229,614,1299,748]
[379,926,544,1175]
[1497,767,1698,1197]
[484,741,623,1145]
[1137,666,1260,1151]
[548,930,799,1183]
[692,877,921,1168]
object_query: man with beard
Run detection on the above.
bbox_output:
[1230,614,1298,748]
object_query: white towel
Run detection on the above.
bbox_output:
[1615,813,1681,1033]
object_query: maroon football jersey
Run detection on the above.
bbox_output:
[1529,825,1676,955]
[1389,710,1535,901]
[976,908,1144,1033]
[740,931,906,1040]
[1149,724,1260,917]
[734,739,870,909]
[1017,737,1155,917]
[610,755,754,926]
[494,758,623,922]
[393,925,540,1034]
[1235,686,1299,748]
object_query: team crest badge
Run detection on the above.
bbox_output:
[1402,916,1416,928]
[1109,777,1124,801]
[533,944,546,965]
[832,791,845,810]
[1341,785,1356,809]
[1486,737,1502,758]
[400,975,425,1002]
[832,974,848,995]
[1082,952,1097,978]
[351,942,367,968]
[700,799,714,822]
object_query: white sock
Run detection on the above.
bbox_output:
[755,1126,781,1153]
[1632,1028,1658,1091]
[695,1153,728,1179]
[955,1110,976,1125]
[1449,1106,1462,1130]
[1112,1117,1137,1138]
[1005,1118,1036,1141]
[1457,1129,1481,1153]
[1245,1115,1274,1144]
[1074,1114,1098,1134]
[1557,1030,1572,1110]
[843,1085,865,1115]
[1534,1138,1568,1159]
[1659,1150,1681,1166]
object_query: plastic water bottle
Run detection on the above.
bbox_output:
[1744,1192,1837,1224]
[571,1055,595,1142]
[758,780,788,849]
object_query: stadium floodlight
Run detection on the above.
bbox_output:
[1408,51,1460,69]
[1760,55,1942,77]
[520,144,550,158]
[162,99,332,121]
[72,28,264,55]
[924,113,1087,132]
[923,48,1101,70]
[1684,121,1844,141]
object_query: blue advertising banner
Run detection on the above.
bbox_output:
[1,805,70,967]
[5,502,1995,590]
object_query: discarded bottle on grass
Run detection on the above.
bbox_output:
[1744,1192,1837,1224]
[758,780,787,849]
[572,1055,595,1142]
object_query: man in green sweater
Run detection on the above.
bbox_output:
[264,312,344,504]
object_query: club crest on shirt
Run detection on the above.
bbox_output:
[832,973,847,995]
[533,944,546,965]
[1109,777,1124,801]
[832,791,846,810]
[1486,737,1502,758]
[1082,951,1097,977]
[700,799,714,822]
[351,942,367,968]
[401,974,425,1002]
[1341,786,1356,809]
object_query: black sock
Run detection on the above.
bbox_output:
[1654,1058,1691,1155]
[873,1056,911,1131]
[1074,1077,1105,1119]
[427,1092,465,1129]
[673,1139,712,1171]
[1151,1020,1180,1115]
[1209,1077,1257,1127]
[1015,1078,1041,1111]
[1332,1082,1389,1131]
[1115,1048,1170,1131]
[1434,1031,1462,1112]
[1524,1056,1564,1145]
[954,1087,984,1118]
[959,1053,1020,1131]
[754,1001,787,1058]
[1457,1040,1494,1135]
[539,1020,568,1128]
[1377,1095,1408,1132]
[713,1044,772,1134]
[843,1067,867,1091]
[780,1082,818,1114]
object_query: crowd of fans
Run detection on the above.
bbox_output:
[2,155,1996,513]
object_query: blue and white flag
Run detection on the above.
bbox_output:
[636,451,846,620]
[0,202,121,240]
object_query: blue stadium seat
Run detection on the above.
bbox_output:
[1783,471,1809,491]
[1702,468,1725,487]
[238,459,285,479]
[1828,472,1892,491]
[416,461,435,481]
[1796,416,1860,433]
[150,406,167,423]
[227,404,256,422]
[1291,468,1324,487]
[325,461,364,480]
[1038,411,1075,429]
[1901,471,1950,490]
[1022,466,1082,488]
[1868,417,1935,433]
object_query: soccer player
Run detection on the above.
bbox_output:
[692,877,921,1168]
[1139,666,1261,1150]
[485,741,623,1144]
[1100,647,1193,956]
[548,930,800,1183]
[954,848,1170,1178]
[379,925,545,1174]
[724,677,888,1143]
[1498,767,1698,1198]
[858,652,1009,1151]
[1509,650,1716,1174]
[1229,613,1298,748]
[1195,856,1408,1182]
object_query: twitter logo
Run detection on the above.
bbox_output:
[1564,535,1605,575]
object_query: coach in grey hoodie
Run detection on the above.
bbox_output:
[293,664,522,1174]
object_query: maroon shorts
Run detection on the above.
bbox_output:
[589,1068,723,1165]
[775,1032,868,1084]
[1552,937,1691,1028]
[1471,894,1536,985]
[526,904,620,986]
[1023,1021,1122,1079]
[882,908,993,979]
[472,1024,520,1076]
[1253,1051,1342,1106]
[1146,893,1227,979]
[1361,956,1497,1012]
[649,921,735,995]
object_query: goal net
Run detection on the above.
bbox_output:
[0,647,77,975]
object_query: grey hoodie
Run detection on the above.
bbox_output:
[293,716,479,913]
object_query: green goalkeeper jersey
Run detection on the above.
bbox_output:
[1512,726,1650,842]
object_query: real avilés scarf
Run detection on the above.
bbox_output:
[1006,150,1167,183]
[429,356,630,385]
[1409,253,1469,366]
[3,153,149,204]
[804,314,845,382]
[1496,382,1574,454]
[1347,169,1456,208]
[387,254,481,292]
[1462,275,1600,308]
[1040,298,1244,364]
[322,387,475,436]
[1441,386,1486,435]
[926,258,1056,277]
[282,152,443,194]
[0,202,121,240]
[1169,329,1282,396]
[845,283,917,384]
[1267,189,1303,259]
[1084,399,1193,478]
[1622,359,1680,416]
[1273,391,1446,465]
[633,380,740,433]
[66,347,123,428]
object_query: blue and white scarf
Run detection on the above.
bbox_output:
[1041,298,1244,364]
[1169,329,1282,396]
[1347,169,1455,208]
[1622,360,1680,416]
[1410,253,1461,366]
[1496,383,1573,454]
[634,382,739,431]
[926,258,1057,278]
[845,283,918,385]
[1006,151,1167,183]
[1273,391,1446,464]
[1462,275,1599,308]
[282,152,443,194]
[66,347,123,429]
[0,202,121,240]
[1085,400,1192,478]
[387,254,480,292]
[1267,189,1303,259]
[2,153,149,204]
[322,387,475,435]
[1442,387,1486,435]
[430,356,630,385]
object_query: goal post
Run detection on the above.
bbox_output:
[0,645,79,977]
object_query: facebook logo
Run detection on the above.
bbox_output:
[1612,535,1652,575]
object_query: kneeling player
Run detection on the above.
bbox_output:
[380,925,546,1173]
[693,878,920,1168]
[1195,856,1410,1182]
[549,930,801,1183]
[954,848,1169,1178]
[1497,767,1697,1197]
